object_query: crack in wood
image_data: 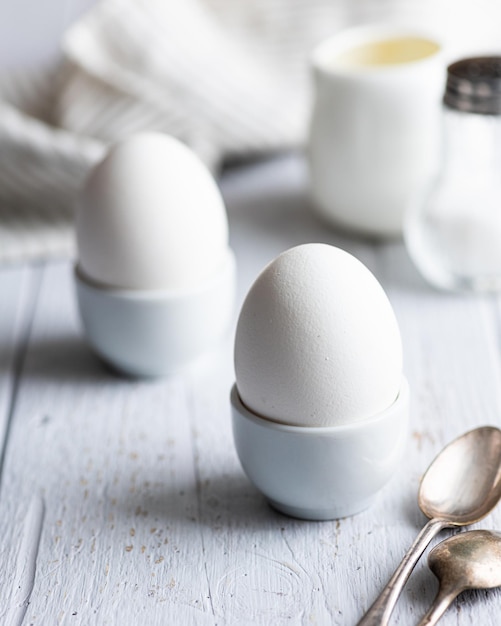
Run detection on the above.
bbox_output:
[3,493,45,626]
[0,265,43,497]
[187,385,216,618]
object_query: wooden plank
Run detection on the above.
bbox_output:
[0,264,42,626]
[0,264,40,468]
[0,263,214,625]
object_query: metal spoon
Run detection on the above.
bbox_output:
[357,426,501,626]
[417,529,501,625]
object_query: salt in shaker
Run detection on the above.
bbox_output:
[405,57,501,291]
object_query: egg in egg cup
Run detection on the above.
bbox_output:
[231,244,409,520]
[75,132,235,377]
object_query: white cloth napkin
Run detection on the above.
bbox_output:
[0,0,500,263]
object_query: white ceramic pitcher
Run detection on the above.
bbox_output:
[308,24,445,237]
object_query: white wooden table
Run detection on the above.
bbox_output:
[1,153,501,626]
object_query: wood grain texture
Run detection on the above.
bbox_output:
[0,264,43,625]
[1,155,501,625]
[0,264,40,471]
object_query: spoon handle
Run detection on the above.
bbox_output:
[357,518,448,626]
[416,585,461,626]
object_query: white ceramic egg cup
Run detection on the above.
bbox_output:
[75,250,235,378]
[231,378,409,520]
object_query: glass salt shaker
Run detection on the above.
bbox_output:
[405,56,501,291]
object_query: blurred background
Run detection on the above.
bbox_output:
[0,0,500,264]
[2,0,500,70]
[0,0,94,68]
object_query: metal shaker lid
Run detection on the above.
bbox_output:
[444,56,501,115]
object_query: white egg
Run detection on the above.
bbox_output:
[76,133,229,290]
[234,243,403,427]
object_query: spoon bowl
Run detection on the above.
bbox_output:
[419,427,501,524]
[417,530,501,625]
[358,426,501,626]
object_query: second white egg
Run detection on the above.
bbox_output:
[74,132,235,377]
[76,132,229,291]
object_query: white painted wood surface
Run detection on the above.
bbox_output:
[1,153,501,625]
